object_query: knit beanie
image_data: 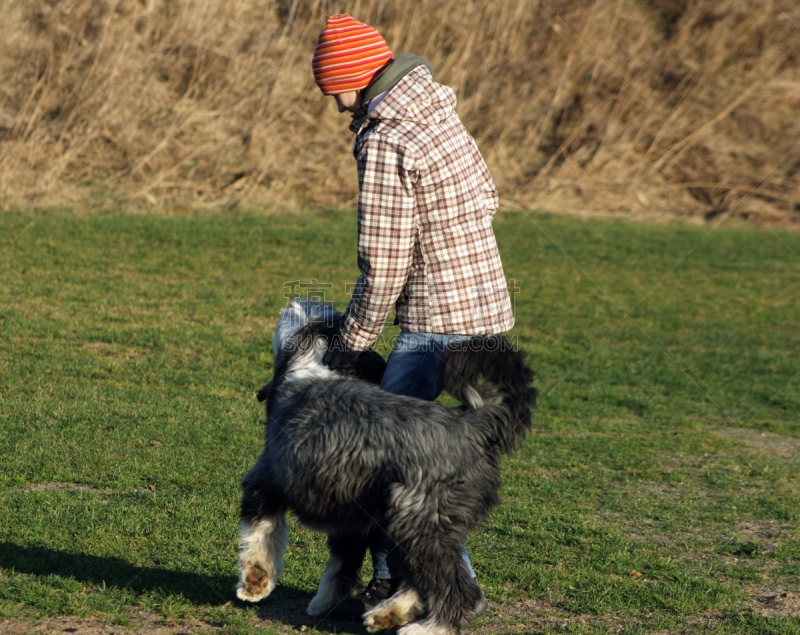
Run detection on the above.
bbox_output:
[312,15,392,96]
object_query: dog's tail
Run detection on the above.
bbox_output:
[438,335,536,454]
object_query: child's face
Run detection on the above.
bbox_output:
[334,91,362,113]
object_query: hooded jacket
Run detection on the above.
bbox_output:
[340,62,515,350]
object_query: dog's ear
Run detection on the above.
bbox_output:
[256,379,274,403]
[315,312,342,342]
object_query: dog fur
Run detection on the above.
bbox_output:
[236,302,535,634]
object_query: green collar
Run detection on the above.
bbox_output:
[362,53,433,105]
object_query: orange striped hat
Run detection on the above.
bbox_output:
[312,15,392,95]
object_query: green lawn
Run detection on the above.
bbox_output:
[1,209,798,634]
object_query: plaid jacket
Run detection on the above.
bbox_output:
[340,66,515,350]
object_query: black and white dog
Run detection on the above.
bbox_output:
[236,302,535,634]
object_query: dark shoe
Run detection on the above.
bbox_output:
[360,576,402,609]
[325,598,364,622]
[325,578,402,622]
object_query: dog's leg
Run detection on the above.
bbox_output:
[236,514,288,602]
[307,533,368,616]
[236,463,288,602]
[397,542,477,635]
[380,484,481,634]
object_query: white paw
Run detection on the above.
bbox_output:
[235,516,287,603]
[306,554,346,616]
[306,593,340,616]
[236,562,275,602]
[364,589,424,632]
[397,619,454,635]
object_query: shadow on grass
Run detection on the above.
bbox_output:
[0,541,237,605]
[0,542,367,633]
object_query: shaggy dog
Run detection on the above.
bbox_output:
[236,302,535,634]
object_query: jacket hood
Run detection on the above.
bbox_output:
[351,64,456,131]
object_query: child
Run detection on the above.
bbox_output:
[313,14,514,618]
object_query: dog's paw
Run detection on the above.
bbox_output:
[306,593,341,617]
[236,563,274,602]
[364,589,423,632]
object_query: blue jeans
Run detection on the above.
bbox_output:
[370,330,477,579]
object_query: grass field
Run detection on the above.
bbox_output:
[1,209,799,634]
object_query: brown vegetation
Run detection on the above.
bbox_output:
[1,0,800,224]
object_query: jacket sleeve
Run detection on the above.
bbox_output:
[340,134,418,351]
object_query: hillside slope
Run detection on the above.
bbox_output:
[1,0,799,224]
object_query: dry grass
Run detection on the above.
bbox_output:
[1,0,800,224]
